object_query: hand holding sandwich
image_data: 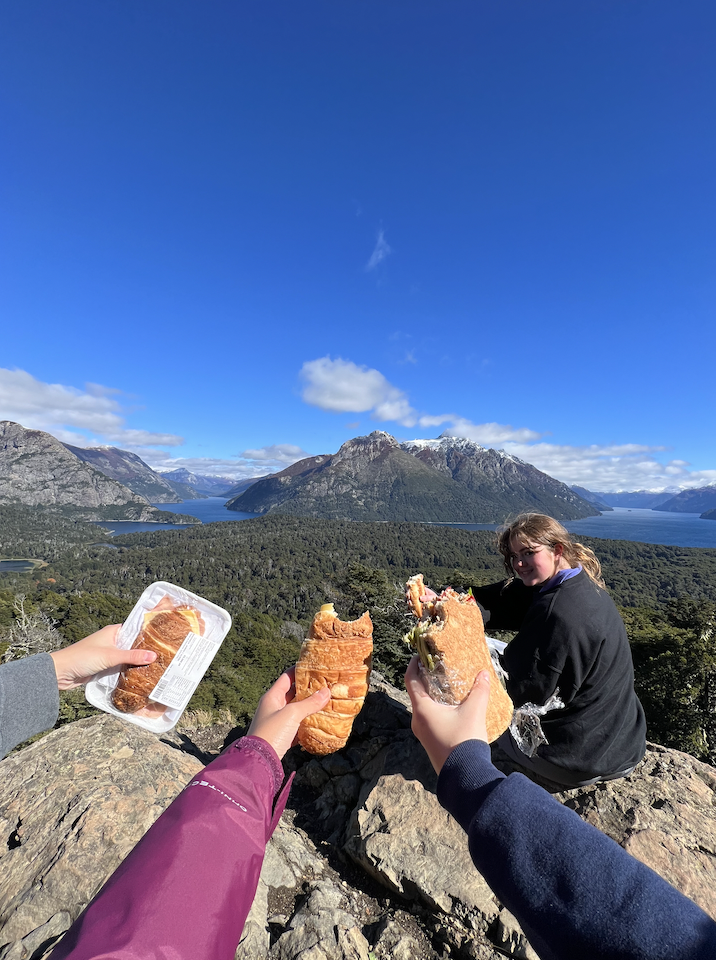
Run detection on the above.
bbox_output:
[405,655,490,774]
[248,667,331,759]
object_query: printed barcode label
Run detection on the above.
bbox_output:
[149,631,220,711]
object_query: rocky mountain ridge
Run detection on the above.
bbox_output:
[227,431,598,523]
[0,422,196,523]
[63,443,183,503]
[1,676,713,960]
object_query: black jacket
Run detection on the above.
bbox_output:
[473,573,647,778]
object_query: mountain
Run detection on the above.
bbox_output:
[159,469,235,498]
[0,421,197,523]
[571,486,613,510]
[63,444,183,503]
[226,431,598,522]
[223,475,269,499]
[592,491,675,509]
[653,486,716,514]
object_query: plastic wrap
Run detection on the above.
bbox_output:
[509,691,565,757]
[85,581,231,733]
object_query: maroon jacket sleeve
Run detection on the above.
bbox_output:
[49,735,292,960]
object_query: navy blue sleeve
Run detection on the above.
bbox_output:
[437,741,716,960]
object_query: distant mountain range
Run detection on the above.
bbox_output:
[226,431,599,522]
[573,485,716,518]
[592,491,675,509]
[7,419,709,526]
[158,469,236,498]
[652,486,716,515]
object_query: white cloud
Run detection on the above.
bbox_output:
[440,418,543,445]
[237,444,310,465]
[365,229,392,271]
[300,357,419,424]
[0,368,183,449]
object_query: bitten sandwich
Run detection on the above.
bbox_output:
[295,604,373,755]
[112,596,205,716]
[404,574,513,742]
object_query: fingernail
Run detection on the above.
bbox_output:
[141,651,157,662]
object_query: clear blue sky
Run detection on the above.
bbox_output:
[1,1,715,491]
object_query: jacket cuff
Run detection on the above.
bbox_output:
[225,735,284,794]
[437,740,506,833]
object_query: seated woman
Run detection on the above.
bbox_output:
[471,513,646,790]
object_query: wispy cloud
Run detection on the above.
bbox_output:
[0,368,183,449]
[298,356,712,492]
[237,444,310,465]
[365,228,392,271]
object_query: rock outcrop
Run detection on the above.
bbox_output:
[1,678,714,960]
[227,431,598,523]
[0,421,197,523]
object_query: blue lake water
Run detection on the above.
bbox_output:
[93,501,716,549]
[435,508,716,549]
[94,498,257,536]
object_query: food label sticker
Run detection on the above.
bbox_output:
[149,632,220,711]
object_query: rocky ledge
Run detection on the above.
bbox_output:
[0,677,714,960]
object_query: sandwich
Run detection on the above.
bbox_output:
[295,603,373,755]
[404,574,513,742]
[112,596,205,716]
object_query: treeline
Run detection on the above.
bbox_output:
[1,511,715,763]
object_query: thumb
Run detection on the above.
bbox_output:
[459,670,491,730]
[110,648,157,668]
[293,685,331,721]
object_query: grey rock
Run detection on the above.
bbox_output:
[0,912,70,960]
[269,881,371,960]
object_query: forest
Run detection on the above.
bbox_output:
[1,505,714,764]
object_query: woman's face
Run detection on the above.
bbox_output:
[508,536,563,587]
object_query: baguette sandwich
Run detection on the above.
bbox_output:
[404,574,513,742]
[295,603,373,755]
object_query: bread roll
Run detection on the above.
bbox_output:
[112,602,204,715]
[295,604,373,755]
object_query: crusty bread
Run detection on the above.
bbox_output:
[404,582,513,743]
[112,603,204,715]
[295,606,373,755]
[405,573,425,619]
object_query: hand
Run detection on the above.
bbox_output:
[248,668,331,760]
[50,625,157,690]
[405,656,490,774]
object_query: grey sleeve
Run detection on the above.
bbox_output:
[0,654,60,759]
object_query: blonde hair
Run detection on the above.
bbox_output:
[497,513,605,588]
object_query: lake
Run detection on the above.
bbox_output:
[435,508,716,549]
[92,500,716,549]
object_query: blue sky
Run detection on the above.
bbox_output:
[1,1,715,492]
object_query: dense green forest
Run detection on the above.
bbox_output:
[1,507,714,763]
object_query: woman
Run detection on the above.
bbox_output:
[472,513,646,789]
